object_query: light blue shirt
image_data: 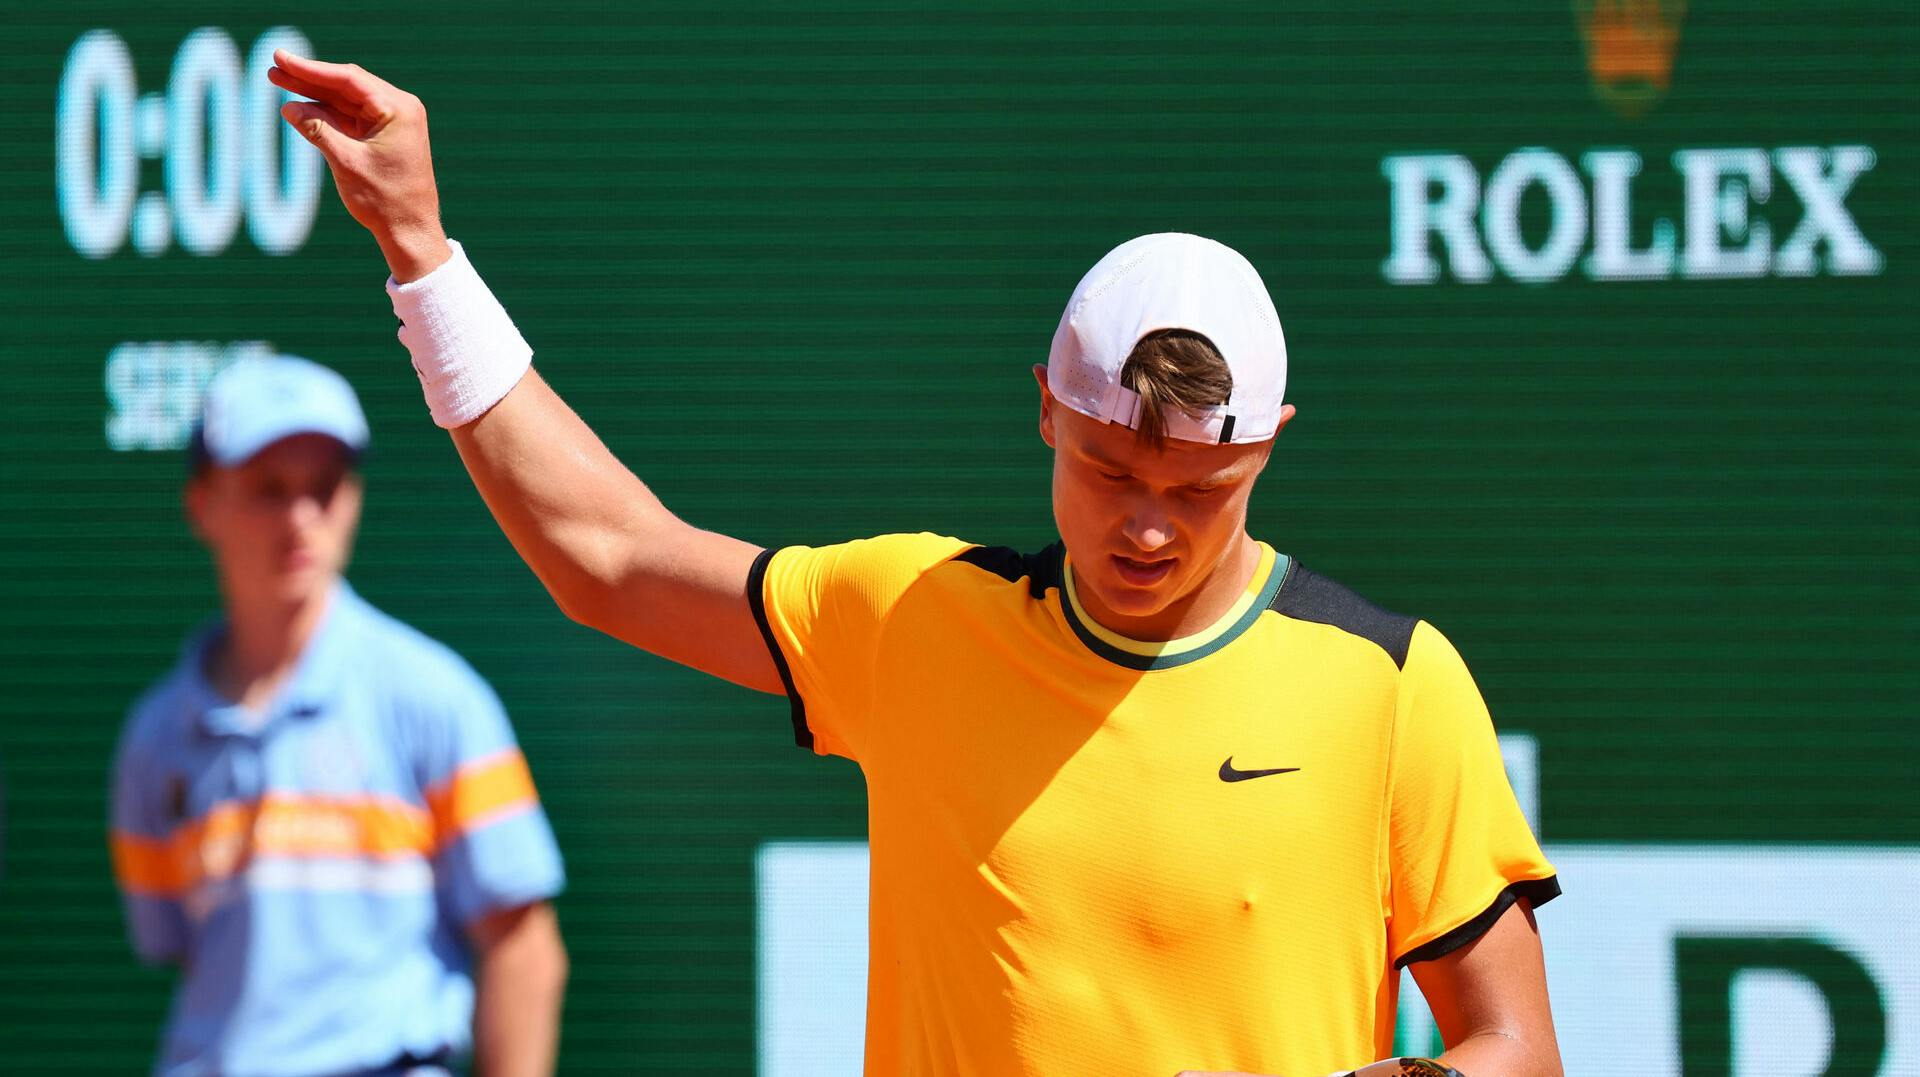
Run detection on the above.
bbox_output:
[111,582,565,1077]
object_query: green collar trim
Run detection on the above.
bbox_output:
[1059,550,1290,671]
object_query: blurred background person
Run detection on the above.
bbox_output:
[108,355,568,1077]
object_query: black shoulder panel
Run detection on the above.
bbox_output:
[951,542,1064,600]
[1267,563,1419,669]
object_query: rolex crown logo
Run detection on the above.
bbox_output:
[1574,0,1686,119]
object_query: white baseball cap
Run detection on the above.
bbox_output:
[191,354,370,469]
[1046,233,1287,445]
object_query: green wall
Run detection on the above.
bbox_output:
[2,2,1914,1071]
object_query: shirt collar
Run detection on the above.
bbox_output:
[188,580,360,737]
[1058,542,1288,671]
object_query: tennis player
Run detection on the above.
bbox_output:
[269,52,1562,1077]
[110,355,568,1077]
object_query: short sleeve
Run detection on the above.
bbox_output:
[109,716,190,965]
[1386,621,1559,967]
[748,532,973,761]
[414,670,566,926]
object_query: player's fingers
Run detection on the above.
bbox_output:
[267,62,386,126]
[265,64,332,106]
[270,76,375,140]
[270,50,398,113]
[280,100,365,165]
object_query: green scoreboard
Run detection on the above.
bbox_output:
[2,2,1914,1073]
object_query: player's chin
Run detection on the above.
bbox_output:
[1086,563,1187,615]
[267,562,335,603]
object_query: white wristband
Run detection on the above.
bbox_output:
[387,239,534,429]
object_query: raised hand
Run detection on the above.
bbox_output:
[267,51,452,281]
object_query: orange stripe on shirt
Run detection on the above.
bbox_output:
[113,829,192,898]
[111,794,434,899]
[424,748,539,846]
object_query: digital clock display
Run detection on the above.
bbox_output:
[56,27,322,259]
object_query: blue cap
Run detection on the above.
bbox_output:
[191,355,370,469]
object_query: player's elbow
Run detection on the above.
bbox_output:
[539,544,632,635]
[548,573,642,644]
[548,574,610,632]
[541,523,676,636]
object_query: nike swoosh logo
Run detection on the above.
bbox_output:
[1219,757,1301,782]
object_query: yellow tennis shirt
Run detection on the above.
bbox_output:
[748,533,1557,1076]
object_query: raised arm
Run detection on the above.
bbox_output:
[268,52,779,692]
[453,370,775,689]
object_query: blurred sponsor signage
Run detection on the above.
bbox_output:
[1381,147,1881,285]
[1575,0,1687,120]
